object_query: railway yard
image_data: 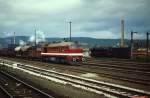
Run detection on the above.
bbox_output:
[0,0,150,97]
[0,57,149,98]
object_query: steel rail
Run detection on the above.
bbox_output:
[17,64,150,98]
[0,71,55,98]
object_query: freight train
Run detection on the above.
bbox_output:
[0,42,84,64]
[0,42,131,64]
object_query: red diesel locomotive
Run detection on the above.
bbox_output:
[41,42,84,63]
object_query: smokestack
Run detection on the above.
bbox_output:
[14,32,16,45]
[120,19,125,47]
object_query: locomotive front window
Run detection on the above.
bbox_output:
[70,45,80,49]
[70,45,76,49]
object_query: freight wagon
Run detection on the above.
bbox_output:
[90,47,131,59]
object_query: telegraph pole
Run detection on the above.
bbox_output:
[13,32,16,45]
[35,28,37,46]
[146,32,150,57]
[69,21,72,41]
[130,31,137,59]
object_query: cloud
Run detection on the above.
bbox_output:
[74,31,119,39]
[10,0,81,14]
[0,0,150,39]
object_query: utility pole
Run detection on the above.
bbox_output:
[69,21,72,41]
[35,28,37,46]
[146,32,150,57]
[130,31,137,59]
[13,32,16,45]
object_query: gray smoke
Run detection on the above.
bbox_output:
[29,30,46,43]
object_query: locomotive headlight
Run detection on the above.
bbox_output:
[82,58,85,62]
[73,58,76,62]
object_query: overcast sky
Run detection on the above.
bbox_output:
[0,0,150,39]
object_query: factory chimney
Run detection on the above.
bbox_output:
[14,32,16,45]
[120,19,125,47]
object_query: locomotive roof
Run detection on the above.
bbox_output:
[47,42,75,47]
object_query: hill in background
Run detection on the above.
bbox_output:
[0,36,130,48]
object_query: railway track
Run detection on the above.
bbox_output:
[0,85,13,98]
[75,65,150,86]
[14,59,150,86]
[0,70,54,98]
[1,59,150,98]
[85,57,149,68]
[1,58,150,86]
[81,58,150,74]
[14,64,150,98]
[86,58,150,67]
[79,63,150,76]
[87,57,149,63]
[76,63,150,86]
[83,62,150,72]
